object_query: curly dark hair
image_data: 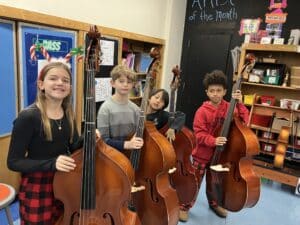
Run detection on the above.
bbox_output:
[202,70,227,89]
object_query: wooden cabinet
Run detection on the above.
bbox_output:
[237,43,300,188]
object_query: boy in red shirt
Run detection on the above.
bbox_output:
[188,70,249,220]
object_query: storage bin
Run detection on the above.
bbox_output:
[252,62,286,85]
[271,117,290,131]
[294,138,300,147]
[280,99,300,110]
[251,114,272,127]
[292,151,300,160]
[260,95,276,106]
[244,95,255,105]
[261,143,275,153]
[261,131,274,139]
[263,75,280,85]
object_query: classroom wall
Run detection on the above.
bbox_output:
[0,0,187,89]
[0,0,187,187]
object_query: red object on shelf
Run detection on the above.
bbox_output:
[251,114,272,127]
[260,95,276,106]
[261,131,274,139]
[261,143,275,153]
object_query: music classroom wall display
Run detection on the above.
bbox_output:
[18,23,77,109]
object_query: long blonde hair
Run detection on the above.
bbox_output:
[36,62,75,142]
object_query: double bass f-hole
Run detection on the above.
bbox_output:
[145,178,159,203]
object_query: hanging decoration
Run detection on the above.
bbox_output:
[64,47,84,62]
[269,0,287,10]
[30,41,84,62]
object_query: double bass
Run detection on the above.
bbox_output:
[210,55,260,212]
[129,63,179,225]
[53,26,140,225]
[160,65,199,210]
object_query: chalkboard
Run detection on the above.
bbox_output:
[178,0,300,128]
[187,0,238,23]
[18,23,77,108]
[0,20,17,137]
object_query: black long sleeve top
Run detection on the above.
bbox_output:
[146,110,186,131]
[7,104,82,173]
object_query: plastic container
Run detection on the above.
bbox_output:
[260,95,276,106]
[280,99,300,110]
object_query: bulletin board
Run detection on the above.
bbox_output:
[18,23,77,108]
[0,19,17,137]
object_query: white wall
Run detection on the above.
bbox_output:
[0,0,187,90]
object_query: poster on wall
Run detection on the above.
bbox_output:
[18,23,77,108]
[0,19,17,136]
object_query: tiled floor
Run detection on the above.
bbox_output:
[0,179,299,225]
[180,179,300,225]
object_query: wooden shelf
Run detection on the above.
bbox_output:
[251,124,281,133]
[253,159,300,187]
[258,138,277,145]
[259,150,300,162]
[242,43,300,53]
[250,104,300,118]
[136,72,147,77]
[242,81,300,91]
[238,43,300,187]
[129,96,142,100]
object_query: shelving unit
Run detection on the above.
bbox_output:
[129,72,147,106]
[237,43,300,190]
[122,39,162,105]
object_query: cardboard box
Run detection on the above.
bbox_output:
[272,117,290,131]
[290,76,300,88]
[290,66,300,76]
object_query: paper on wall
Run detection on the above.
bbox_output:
[95,77,112,102]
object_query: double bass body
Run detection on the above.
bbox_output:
[53,139,139,225]
[212,117,260,212]
[132,121,179,225]
[161,126,199,210]
[53,25,140,225]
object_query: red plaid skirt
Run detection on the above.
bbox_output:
[18,171,63,225]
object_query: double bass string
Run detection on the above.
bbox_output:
[130,73,151,171]
[82,56,97,210]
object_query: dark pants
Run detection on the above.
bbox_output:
[180,159,216,211]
